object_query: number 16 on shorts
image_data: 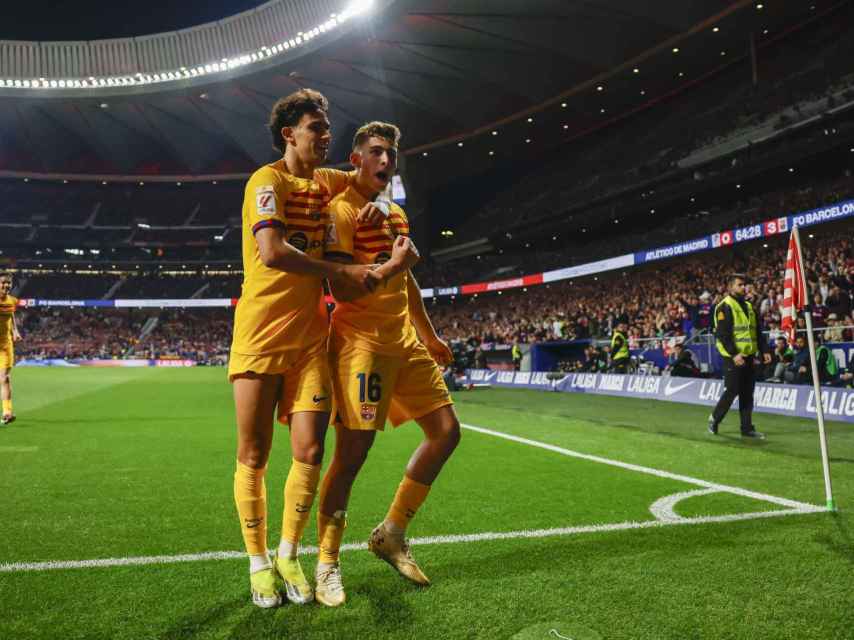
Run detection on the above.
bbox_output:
[358,372,381,422]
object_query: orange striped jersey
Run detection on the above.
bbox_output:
[230,160,349,356]
[0,295,17,345]
[324,185,418,356]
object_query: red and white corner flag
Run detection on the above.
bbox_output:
[781,227,807,342]
[782,226,835,510]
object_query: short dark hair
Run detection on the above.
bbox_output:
[268,89,329,154]
[0,271,11,282]
[729,273,748,285]
[352,121,401,151]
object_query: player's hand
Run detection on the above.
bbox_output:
[733,354,746,367]
[763,353,772,365]
[340,264,383,293]
[391,236,420,270]
[425,335,453,366]
[357,201,389,226]
[12,333,21,342]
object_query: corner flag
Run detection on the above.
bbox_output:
[781,229,807,343]
[785,226,835,511]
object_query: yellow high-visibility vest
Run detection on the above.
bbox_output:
[714,295,758,357]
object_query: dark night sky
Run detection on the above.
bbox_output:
[1,1,269,41]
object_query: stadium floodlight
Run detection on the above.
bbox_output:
[343,0,374,18]
[0,1,385,92]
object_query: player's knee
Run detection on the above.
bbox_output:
[237,441,271,469]
[294,441,324,466]
[434,417,461,453]
[0,370,9,385]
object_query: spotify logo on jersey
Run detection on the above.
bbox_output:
[289,232,308,251]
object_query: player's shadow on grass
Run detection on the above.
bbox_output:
[356,569,419,633]
[156,595,246,640]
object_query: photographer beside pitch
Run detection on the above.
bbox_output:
[708,274,772,439]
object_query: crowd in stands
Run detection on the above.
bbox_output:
[14,308,231,364]
[134,309,232,364]
[430,233,854,353]
[15,309,149,360]
[8,229,853,388]
[417,170,854,288]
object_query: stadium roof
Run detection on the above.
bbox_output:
[0,0,839,179]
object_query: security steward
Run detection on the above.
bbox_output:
[709,274,772,439]
[610,318,631,374]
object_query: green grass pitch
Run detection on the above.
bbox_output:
[1,367,853,639]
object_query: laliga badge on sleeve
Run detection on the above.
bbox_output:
[255,186,276,216]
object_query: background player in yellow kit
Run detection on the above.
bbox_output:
[229,91,415,608]
[315,122,461,606]
[0,272,21,425]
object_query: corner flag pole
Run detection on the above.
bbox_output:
[792,225,835,511]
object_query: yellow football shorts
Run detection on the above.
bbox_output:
[228,339,332,424]
[0,343,13,369]
[330,341,453,431]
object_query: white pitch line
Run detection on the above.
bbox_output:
[0,507,820,574]
[649,488,721,523]
[461,423,824,512]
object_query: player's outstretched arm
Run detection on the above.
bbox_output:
[256,226,381,293]
[406,271,453,366]
[12,315,21,342]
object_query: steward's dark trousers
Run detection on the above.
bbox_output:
[711,357,755,432]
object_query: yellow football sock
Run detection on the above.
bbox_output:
[234,461,268,556]
[281,459,321,547]
[1,399,11,415]
[317,511,347,565]
[385,476,431,532]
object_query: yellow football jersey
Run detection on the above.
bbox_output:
[325,186,417,356]
[0,295,17,345]
[230,161,349,356]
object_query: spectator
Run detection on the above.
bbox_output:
[767,336,794,382]
[668,344,702,378]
